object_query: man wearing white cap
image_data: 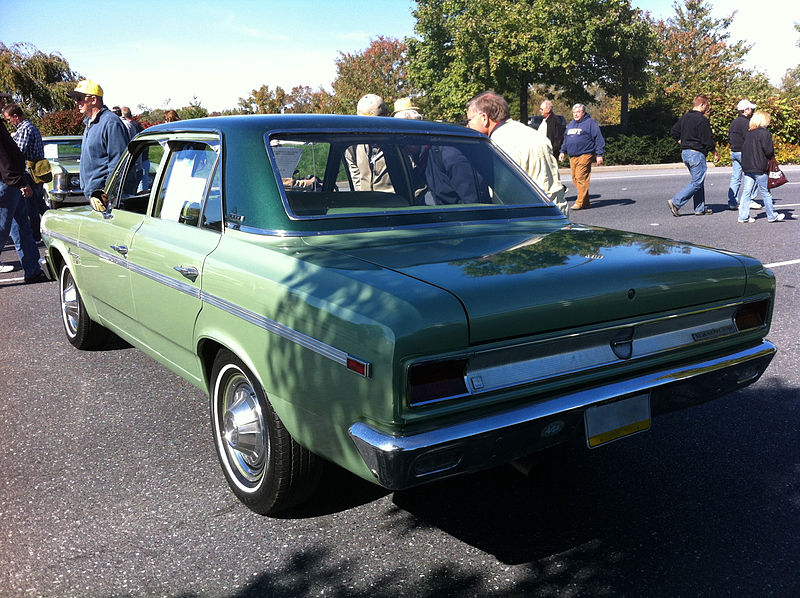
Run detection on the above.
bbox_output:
[66,80,130,199]
[728,99,760,210]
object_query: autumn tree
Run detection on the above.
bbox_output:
[0,42,79,115]
[407,0,653,123]
[331,36,412,114]
[238,84,289,114]
[237,84,335,114]
[780,24,800,96]
[644,0,778,141]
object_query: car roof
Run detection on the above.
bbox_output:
[43,135,82,141]
[141,114,483,138]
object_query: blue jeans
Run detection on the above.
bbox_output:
[728,151,756,207]
[739,172,779,221]
[0,181,42,277]
[672,149,707,213]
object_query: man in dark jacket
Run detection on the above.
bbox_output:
[667,95,720,217]
[0,105,48,282]
[537,100,566,158]
[728,99,759,210]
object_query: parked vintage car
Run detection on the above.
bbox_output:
[42,135,84,208]
[40,115,777,515]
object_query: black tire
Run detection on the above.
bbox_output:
[210,349,321,515]
[59,263,107,349]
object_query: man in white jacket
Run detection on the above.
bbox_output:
[466,91,567,216]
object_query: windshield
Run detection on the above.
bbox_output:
[268,133,553,220]
[44,139,82,161]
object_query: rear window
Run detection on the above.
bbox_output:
[268,133,552,219]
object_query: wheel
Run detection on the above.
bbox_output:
[59,263,107,349]
[210,349,321,515]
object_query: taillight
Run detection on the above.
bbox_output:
[408,359,469,406]
[734,299,769,331]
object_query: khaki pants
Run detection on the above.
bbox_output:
[569,154,594,208]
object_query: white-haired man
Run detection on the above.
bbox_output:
[559,104,605,210]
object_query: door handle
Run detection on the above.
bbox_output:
[174,266,199,282]
[110,245,128,255]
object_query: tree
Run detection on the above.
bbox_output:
[407,0,653,123]
[331,36,412,114]
[238,84,289,114]
[178,97,209,120]
[38,109,84,136]
[0,42,79,115]
[780,24,800,96]
[646,1,750,112]
[645,0,776,139]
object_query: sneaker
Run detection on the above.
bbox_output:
[767,213,785,223]
[738,217,756,223]
[0,263,14,273]
[667,200,680,217]
[695,208,713,215]
[727,203,739,211]
[571,203,588,210]
[23,270,49,284]
[750,201,762,209]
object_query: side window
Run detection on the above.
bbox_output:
[106,141,166,214]
[154,141,220,227]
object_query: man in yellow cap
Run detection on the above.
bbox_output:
[66,80,130,199]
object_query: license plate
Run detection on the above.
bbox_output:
[585,393,651,448]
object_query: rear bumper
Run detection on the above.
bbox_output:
[349,341,776,490]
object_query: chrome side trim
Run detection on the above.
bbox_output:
[200,292,356,369]
[350,341,777,490]
[44,230,371,377]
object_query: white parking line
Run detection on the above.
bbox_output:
[764,259,800,268]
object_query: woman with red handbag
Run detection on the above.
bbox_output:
[738,110,785,223]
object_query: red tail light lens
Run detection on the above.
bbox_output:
[734,299,769,331]
[408,359,469,406]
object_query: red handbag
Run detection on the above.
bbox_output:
[767,157,787,189]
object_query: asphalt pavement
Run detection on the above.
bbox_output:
[1,164,799,597]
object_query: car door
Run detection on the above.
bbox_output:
[126,138,223,382]
[75,139,168,331]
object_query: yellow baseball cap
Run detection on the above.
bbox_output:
[66,80,104,99]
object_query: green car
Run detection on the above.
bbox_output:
[42,135,84,208]
[40,115,777,515]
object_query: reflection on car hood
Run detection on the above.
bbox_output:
[314,224,747,343]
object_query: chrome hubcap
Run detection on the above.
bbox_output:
[61,273,79,336]
[222,380,266,484]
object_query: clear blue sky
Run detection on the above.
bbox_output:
[1,0,797,112]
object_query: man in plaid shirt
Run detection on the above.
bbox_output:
[2,103,47,242]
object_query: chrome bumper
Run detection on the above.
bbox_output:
[349,341,776,490]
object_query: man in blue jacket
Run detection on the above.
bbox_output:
[66,80,130,199]
[559,104,604,210]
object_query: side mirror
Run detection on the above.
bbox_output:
[89,190,110,213]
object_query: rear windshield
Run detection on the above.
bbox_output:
[267,133,552,219]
